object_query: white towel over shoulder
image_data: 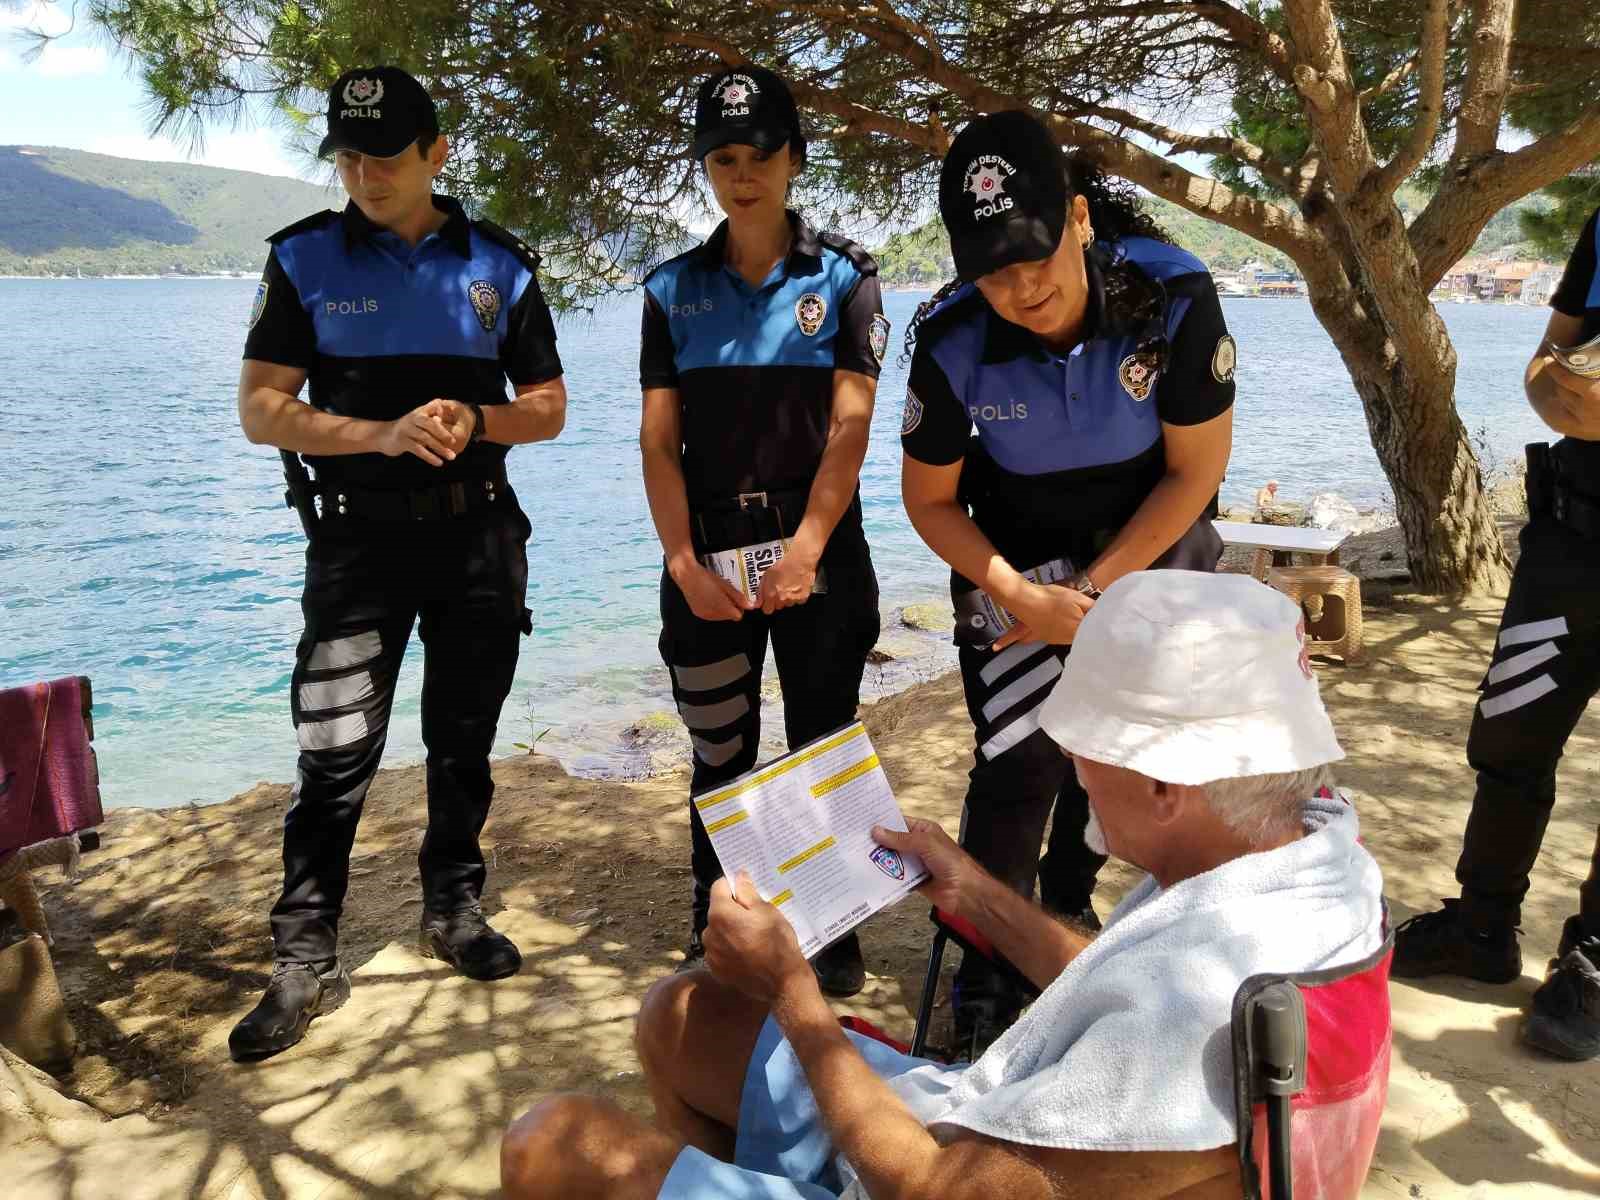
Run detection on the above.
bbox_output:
[838,792,1384,1196]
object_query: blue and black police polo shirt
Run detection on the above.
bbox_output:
[1551,206,1600,477]
[244,195,562,488]
[639,211,888,562]
[901,236,1235,568]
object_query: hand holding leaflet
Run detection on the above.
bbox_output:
[693,722,927,958]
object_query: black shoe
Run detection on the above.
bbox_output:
[419,905,522,980]
[1392,899,1521,984]
[674,929,707,974]
[811,931,865,998]
[1522,917,1600,1062]
[229,959,351,1062]
[951,978,1026,1062]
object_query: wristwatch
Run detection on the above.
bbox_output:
[467,402,487,442]
[1069,572,1103,600]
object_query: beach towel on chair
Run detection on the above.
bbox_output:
[0,677,100,856]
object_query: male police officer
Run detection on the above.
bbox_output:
[229,66,566,1061]
[1394,206,1600,1062]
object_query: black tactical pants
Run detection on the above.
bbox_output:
[659,556,880,932]
[269,501,532,963]
[1457,514,1600,936]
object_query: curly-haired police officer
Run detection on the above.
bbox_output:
[1394,205,1600,1062]
[901,111,1235,1054]
[639,66,887,996]
[229,66,566,1061]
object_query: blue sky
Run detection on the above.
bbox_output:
[1,1,316,179]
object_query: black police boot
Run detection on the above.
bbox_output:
[419,905,522,980]
[951,957,1034,1062]
[229,959,351,1062]
[1522,916,1600,1062]
[675,928,707,974]
[811,931,866,998]
[1391,898,1521,984]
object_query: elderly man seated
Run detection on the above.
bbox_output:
[501,571,1386,1200]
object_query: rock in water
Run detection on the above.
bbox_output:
[1307,492,1362,532]
[900,603,953,633]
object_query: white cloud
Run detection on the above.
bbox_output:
[0,1,75,36]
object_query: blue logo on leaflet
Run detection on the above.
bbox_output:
[869,845,906,881]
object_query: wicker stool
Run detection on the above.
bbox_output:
[1267,566,1364,663]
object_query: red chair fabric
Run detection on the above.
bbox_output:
[1235,937,1394,1200]
[0,677,101,856]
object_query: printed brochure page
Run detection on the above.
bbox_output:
[693,722,928,957]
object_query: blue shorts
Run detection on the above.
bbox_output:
[657,1015,934,1199]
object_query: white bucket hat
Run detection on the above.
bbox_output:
[1038,570,1344,785]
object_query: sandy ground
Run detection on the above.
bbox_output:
[6,523,1600,1199]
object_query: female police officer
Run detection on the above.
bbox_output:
[638,66,888,996]
[901,111,1235,1053]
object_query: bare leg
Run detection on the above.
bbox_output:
[502,1094,684,1200]
[634,967,773,1160]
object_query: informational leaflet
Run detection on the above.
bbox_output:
[694,722,928,958]
[952,555,1075,646]
[702,537,827,601]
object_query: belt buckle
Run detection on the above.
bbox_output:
[737,491,768,510]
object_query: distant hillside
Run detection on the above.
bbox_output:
[0,146,340,276]
[873,190,1550,287]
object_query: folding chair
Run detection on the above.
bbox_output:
[909,906,1036,1059]
[1233,930,1395,1200]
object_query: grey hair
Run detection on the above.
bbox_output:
[1200,765,1337,845]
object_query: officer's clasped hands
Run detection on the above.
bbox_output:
[671,555,759,623]
[375,399,470,466]
[754,546,819,614]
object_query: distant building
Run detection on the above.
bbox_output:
[1489,260,1540,301]
[1521,265,1563,307]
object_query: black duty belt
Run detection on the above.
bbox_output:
[1527,442,1600,539]
[691,486,810,554]
[320,463,511,522]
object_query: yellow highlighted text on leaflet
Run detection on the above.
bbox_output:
[695,725,868,812]
[778,836,837,875]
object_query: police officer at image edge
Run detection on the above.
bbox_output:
[900,110,1235,1054]
[1392,205,1600,1063]
[639,64,888,995]
[228,65,567,1061]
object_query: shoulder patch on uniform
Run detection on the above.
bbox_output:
[901,387,925,436]
[817,230,879,277]
[266,210,340,245]
[869,313,891,365]
[474,219,542,272]
[1211,334,1237,383]
[249,278,269,329]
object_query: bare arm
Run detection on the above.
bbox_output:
[481,376,567,445]
[640,386,752,621]
[901,455,1093,647]
[1527,311,1600,440]
[1086,408,1233,588]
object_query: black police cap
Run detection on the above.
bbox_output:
[938,110,1069,282]
[691,66,805,161]
[318,66,439,160]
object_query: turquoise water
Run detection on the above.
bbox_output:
[0,279,1551,807]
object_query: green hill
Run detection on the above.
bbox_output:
[0,146,340,276]
[873,190,1551,286]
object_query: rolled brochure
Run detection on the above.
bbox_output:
[702,537,828,600]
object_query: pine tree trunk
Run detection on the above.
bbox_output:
[1310,294,1512,595]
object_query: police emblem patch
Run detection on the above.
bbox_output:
[249,280,268,330]
[1211,334,1237,383]
[342,76,385,108]
[964,154,1017,221]
[901,387,924,436]
[1118,352,1159,402]
[468,280,502,332]
[868,313,891,365]
[716,73,760,117]
[795,292,827,336]
[868,845,907,881]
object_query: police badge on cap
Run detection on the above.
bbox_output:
[938,111,1068,282]
[319,65,440,159]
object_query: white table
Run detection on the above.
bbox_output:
[1213,520,1350,580]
